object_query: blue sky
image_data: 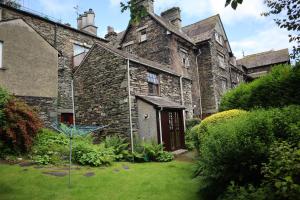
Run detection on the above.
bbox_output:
[20,0,293,58]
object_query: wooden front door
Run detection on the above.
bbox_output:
[161,110,185,151]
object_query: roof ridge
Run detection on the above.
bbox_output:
[182,14,219,29]
[239,48,289,60]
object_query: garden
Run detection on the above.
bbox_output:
[0,64,300,200]
[185,64,300,199]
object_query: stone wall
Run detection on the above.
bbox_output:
[74,44,130,137]
[129,61,193,135]
[1,6,107,121]
[121,15,172,66]
[17,96,57,127]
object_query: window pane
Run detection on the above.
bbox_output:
[73,44,89,56]
[0,42,2,68]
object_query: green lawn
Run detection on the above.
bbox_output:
[0,161,199,200]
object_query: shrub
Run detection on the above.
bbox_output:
[104,136,130,160]
[220,64,300,111]
[0,87,10,127]
[0,98,43,152]
[132,141,174,162]
[196,106,300,199]
[73,142,115,166]
[31,129,69,165]
[190,109,248,150]
[186,118,201,130]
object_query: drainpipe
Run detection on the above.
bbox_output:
[71,79,76,128]
[127,59,134,154]
[195,51,203,119]
[158,107,163,144]
[180,76,186,131]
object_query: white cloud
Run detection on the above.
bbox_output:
[231,24,293,59]
[37,0,78,15]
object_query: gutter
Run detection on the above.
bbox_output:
[127,59,134,154]
[195,52,203,119]
[180,76,186,131]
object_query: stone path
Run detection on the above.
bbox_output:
[84,172,95,177]
[42,171,68,177]
[174,150,197,163]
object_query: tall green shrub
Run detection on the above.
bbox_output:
[196,106,300,199]
[220,64,300,111]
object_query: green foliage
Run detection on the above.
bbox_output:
[220,65,300,111]
[190,109,248,150]
[132,141,174,162]
[31,129,69,165]
[186,118,201,130]
[104,136,130,160]
[120,0,148,24]
[195,106,300,199]
[73,142,115,167]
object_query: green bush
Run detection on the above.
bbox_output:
[186,118,201,130]
[223,142,300,200]
[104,136,130,160]
[220,64,300,111]
[132,141,174,162]
[31,129,69,165]
[190,109,248,150]
[196,106,300,199]
[73,142,115,166]
[0,87,10,126]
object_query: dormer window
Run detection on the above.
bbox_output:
[139,29,147,43]
[180,48,190,68]
[73,43,90,56]
[215,32,223,46]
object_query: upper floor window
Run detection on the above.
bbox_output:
[124,44,133,54]
[73,44,90,56]
[139,29,147,43]
[221,78,228,94]
[180,48,190,68]
[147,72,159,96]
[218,52,226,69]
[215,32,223,46]
[0,41,3,68]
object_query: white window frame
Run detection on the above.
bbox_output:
[139,29,147,43]
[215,32,223,46]
[218,52,226,69]
[0,41,3,69]
[180,48,190,68]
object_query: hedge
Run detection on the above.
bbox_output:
[220,64,300,111]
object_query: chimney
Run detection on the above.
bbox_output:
[161,7,182,29]
[77,9,98,36]
[134,0,154,13]
[105,26,118,44]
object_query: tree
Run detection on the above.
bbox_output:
[0,0,21,9]
[121,0,299,61]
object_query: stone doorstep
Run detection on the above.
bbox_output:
[172,149,188,156]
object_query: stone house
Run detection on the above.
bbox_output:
[74,42,192,151]
[107,0,243,117]
[237,48,290,80]
[0,18,58,125]
[0,3,107,125]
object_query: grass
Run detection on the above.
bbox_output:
[0,161,199,200]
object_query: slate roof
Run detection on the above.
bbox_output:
[182,15,219,43]
[136,95,185,109]
[148,12,194,44]
[75,41,191,80]
[237,49,290,69]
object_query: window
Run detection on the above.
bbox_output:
[221,78,228,94]
[218,53,226,69]
[60,113,74,125]
[147,72,159,96]
[180,48,190,68]
[73,44,89,56]
[0,41,3,68]
[139,29,147,43]
[215,32,223,45]
[124,45,133,54]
